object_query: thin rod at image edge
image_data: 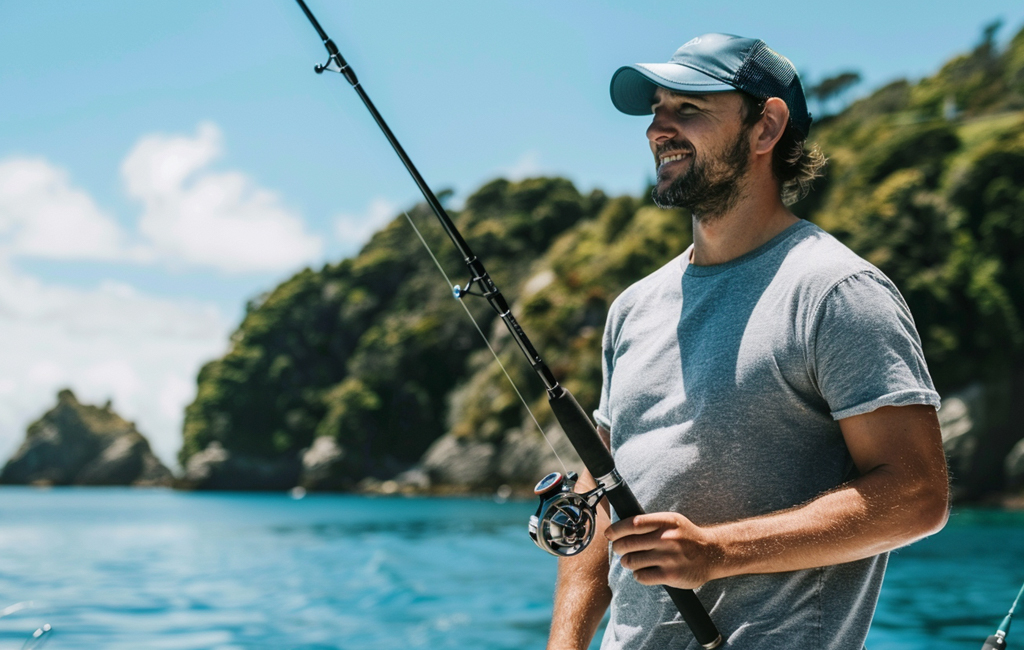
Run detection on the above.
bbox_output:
[292,1,722,647]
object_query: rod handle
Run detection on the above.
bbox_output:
[547,387,723,648]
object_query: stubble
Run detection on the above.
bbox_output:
[651,127,752,223]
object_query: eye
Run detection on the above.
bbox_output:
[676,103,701,116]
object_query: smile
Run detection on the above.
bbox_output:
[657,151,691,171]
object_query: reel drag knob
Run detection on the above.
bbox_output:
[528,472,597,557]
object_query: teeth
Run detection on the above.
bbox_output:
[659,153,687,165]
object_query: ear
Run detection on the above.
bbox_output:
[753,97,789,156]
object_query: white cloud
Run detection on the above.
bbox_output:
[158,374,196,421]
[123,122,323,273]
[82,360,141,403]
[26,360,67,386]
[0,262,231,467]
[0,122,332,467]
[0,158,128,261]
[334,197,398,254]
[502,150,542,181]
[0,122,325,275]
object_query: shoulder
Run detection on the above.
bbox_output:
[779,222,896,308]
[790,227,920,354]
[783,222,875,284]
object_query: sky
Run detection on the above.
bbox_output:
[2,1,1023,468]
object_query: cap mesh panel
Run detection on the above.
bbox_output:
[734,42,812,135]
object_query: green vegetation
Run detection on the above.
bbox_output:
[183,25,1024,494]
[809,70,862,117]
[181,179,606,475]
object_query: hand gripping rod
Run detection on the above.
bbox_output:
[293,2,722,647]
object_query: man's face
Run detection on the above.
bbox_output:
[647,88,753,219]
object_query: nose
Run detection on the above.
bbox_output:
[646,107,678,145]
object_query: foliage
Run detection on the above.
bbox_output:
[181,178,605,472]
[809,70,862,116]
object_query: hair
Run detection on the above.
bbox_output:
[740,93,827,205]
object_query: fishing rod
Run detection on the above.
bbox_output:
[292,1,723,647]
[0,603,52,650]
[982,579,1024,650]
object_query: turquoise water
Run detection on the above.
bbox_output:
[0,489,1019,649]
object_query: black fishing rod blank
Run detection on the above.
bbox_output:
[292,1,723,648]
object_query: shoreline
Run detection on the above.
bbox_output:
[4,481,1024,511]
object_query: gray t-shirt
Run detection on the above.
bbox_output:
[593,219,940,650]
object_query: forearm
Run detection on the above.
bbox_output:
[608,405,951,591]
[709,462,949,579]
[547,470,612,650]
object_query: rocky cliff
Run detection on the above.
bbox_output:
[1,389,172,487]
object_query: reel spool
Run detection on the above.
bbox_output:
[528,471,609,557]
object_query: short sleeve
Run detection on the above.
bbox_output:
[593,304,617,431]
[809,271,941,420]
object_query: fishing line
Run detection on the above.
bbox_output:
[1010,580,1024,619]
[982,578,1024,649]
[295,2,723,643]
[402,211,569,474]
[0,602,32,620]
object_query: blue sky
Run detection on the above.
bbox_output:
[2,0,1023,466]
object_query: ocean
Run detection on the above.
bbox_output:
[0,488,1019,649]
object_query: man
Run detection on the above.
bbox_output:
[547,34,949,650]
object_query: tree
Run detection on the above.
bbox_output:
[810,71,862,116]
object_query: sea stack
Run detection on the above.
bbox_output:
[0,389,172,486]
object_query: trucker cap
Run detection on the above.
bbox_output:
[610,33,812,137]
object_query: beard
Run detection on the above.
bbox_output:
[651,127,752,222]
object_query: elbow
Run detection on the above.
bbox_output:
[910,477,950,538]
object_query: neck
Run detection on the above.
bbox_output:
[689,175,797,266]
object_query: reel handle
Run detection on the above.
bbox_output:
[547,386,723,649]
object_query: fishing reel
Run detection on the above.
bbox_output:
[528,471,612,557]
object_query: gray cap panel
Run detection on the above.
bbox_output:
[610,33,812,136]
[610,64,737,116]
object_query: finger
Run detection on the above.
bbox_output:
[611,528,669,556]
[604,515,669,541]
[619,549,670,571]
[632,566,669,586]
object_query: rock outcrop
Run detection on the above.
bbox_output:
[939,381,1024,504]
[417,424,583,492]
[1,389,172,486]
[299,436,359,491]
[939,383,986,483]
[178,441,301,491]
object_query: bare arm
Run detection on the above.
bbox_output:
[547,426,613,650]
[606,404,949,588]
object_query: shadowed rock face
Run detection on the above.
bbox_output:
[299,436,359,491]
[179,442,301,491]
[0,389,172,486]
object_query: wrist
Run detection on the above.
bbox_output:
[704,523,743,581]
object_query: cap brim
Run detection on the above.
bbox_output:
[610,63,736,115]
